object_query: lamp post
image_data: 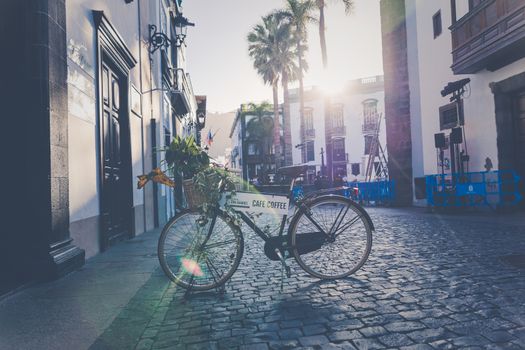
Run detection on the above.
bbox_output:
[173,13,195,47]
[320,147,325,177]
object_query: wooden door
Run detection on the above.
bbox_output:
[101,62,129,247]
[515,92,525,203]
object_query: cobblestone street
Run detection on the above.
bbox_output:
[90,208,525,350]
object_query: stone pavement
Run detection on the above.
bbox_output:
[1,208,525,349]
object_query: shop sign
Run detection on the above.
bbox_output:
[221,192,289,216]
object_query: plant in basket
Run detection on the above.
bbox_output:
[192,166,241,226]
[136,135,209,205]
[164,135,210,180]
[163,135,210,208]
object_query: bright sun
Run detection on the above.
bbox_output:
[316,69,347,96]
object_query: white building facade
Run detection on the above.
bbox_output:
[66,0,202,258]
[380,0,525,206]
[1,0,204,295]
[288,76,387,183]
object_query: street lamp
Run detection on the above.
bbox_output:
[197,112,206,129]
[173,13,195,47]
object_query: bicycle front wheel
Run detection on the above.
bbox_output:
[289,196,373,279]
[158,210,243,291]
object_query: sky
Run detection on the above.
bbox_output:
[182,0,383,113]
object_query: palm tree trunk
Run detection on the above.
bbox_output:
[282,71,293,166]
[317,0,328,68]
[272,81,281,170]
[258,116,267,182]
[297,38,306,164]
[260,141,267,182]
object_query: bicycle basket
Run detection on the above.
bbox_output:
[182,179,205,209]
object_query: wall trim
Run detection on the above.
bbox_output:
[93,11,137,74]
[93,10,136,251]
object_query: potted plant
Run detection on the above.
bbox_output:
[164,135,210,179]
[192,166,241,224]
[136,135,209,204]
[164,135,210,208]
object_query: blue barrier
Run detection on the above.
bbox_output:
[347,180,396,205]
[292,180,395,205]
[426,170,522,208]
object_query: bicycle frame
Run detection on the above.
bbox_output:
[224,178,331,243]
[225,179,297,244]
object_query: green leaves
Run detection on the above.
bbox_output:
[164,135,210,180]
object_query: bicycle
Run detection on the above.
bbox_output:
[157,165,374,292]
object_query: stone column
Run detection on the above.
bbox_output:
[26,0,84,279]
[380,0,414,206]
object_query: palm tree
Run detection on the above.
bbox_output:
[279,36,300,167]
[248,15,286,168]
[248,14,298,167]
[244,102,274,180]
[277,0,317,163]
[316,0,354,68]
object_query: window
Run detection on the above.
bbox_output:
[164,127,171,149]
[433,10,442,38]
[333,138,346,161]
[364,135,379,156]
[306,141,315,162]
[365,135,373,155]
[351,163,360,176]
[247,143,257,155]
[304,108,314,130]
[469,0,482,11]
[330,104,344,128]
[363,99,378,125]
[451,0,457,24]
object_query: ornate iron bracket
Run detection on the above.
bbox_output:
[148,24,171,54]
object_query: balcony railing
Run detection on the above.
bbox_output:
[305,128,315,138]
[329,125,346,138]
[362,121,379,134]
[172,68,192,115]
[450,0,525,74]
[333,152,348,163]
[245,154,275,164]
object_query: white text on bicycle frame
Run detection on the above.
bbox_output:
[220,192,289,216]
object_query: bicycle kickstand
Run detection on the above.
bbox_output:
[274,248,291,292]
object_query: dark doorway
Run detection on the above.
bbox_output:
[100,59,132,249]
[492,71,525,208]
[514,91,525,204]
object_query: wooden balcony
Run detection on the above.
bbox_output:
[450,0,525,74]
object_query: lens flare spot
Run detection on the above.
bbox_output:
[181,258,204,277]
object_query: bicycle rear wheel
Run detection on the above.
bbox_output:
[158,209,243,291]
[289,195,372,279]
